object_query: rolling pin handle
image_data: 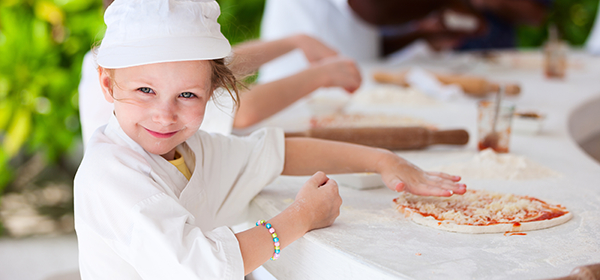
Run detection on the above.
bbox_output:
[545,263,600,280]
[570,263,600,280]
[285,131,309,138]
[430,129,470,145]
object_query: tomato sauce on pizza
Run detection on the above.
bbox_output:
[393,189,572,233]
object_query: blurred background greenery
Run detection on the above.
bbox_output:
[0,0,598,237]
[518,0,599,47]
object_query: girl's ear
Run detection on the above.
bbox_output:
[98,67,115,103]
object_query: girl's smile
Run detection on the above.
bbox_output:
[144,127,180,138]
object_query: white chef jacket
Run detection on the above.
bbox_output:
[78,52,236,148]
[74,115,285,279]
[587,3,600,55]
[258,0,379,83]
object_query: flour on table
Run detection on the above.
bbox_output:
[351,85,439,106]
[310,113,436,129]
[434,149,562,180]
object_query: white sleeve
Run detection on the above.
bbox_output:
[129,193,244,279]
[194,127,285,227]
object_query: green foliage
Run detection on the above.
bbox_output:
[0,0,105,192]
[217,0,265,45]
[216,0,265,84]
[517,0,599,47]
[0,0,266,195]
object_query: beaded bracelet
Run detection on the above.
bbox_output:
[256,220,280,260]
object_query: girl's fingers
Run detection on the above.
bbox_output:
[395,181,405,192]
[428,176,467,195]
[408,183,454,197]
[307,171,329,188]
[452,183,467,194]
[405,178,466,197]
[429,187,455,197]
[427,171,461,181]
[320,177,339,190]
[424,173,467,195]
[386,179,405,192]
[433,181,467,195]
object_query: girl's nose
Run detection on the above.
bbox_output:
[151,100,178,125]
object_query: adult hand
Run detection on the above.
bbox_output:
[416,9,487,51]
[291,34,339,64]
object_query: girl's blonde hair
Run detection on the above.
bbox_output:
[209,58,241,109]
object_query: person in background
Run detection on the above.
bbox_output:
[258,0,378,84]
[227,35,361,129]
[349,0,552,54]
[74,0,466,278]
[79,0,361,147]
[258,0,551,82]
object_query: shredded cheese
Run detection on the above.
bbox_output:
[394,189,569,226]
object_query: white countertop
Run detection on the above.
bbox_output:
[247,50,600,280]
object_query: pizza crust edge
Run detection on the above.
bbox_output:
[408,210,573,234]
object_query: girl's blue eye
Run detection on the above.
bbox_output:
[138,87,153,94]
[180,92,196,98]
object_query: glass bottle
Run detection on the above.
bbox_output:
[544,25,567,79]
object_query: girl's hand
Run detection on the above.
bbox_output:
[292,34,338,64]
[293,171,342,232]
[377,152,466,196]
[311,56,362,93]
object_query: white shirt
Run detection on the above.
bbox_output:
[74,115,285,279]
[258,0,379,83]
[78,52,236,147]
[233,0,379,134]
[587,4,600,55]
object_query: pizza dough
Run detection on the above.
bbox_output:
[393,189,572,234]
[351,85,439,106]
[310,113,436,129]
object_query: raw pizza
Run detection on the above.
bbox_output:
[393,189,572,233]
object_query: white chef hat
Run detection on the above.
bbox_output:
[96,0,231,69]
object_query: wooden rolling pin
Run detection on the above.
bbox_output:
[547,263,600,280]
[373,71,520,97]
[285,126,469,150]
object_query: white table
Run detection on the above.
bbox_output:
[248,50,600,280]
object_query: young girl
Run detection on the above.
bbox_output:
[74,0,466,279]
[78,2,361,147]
